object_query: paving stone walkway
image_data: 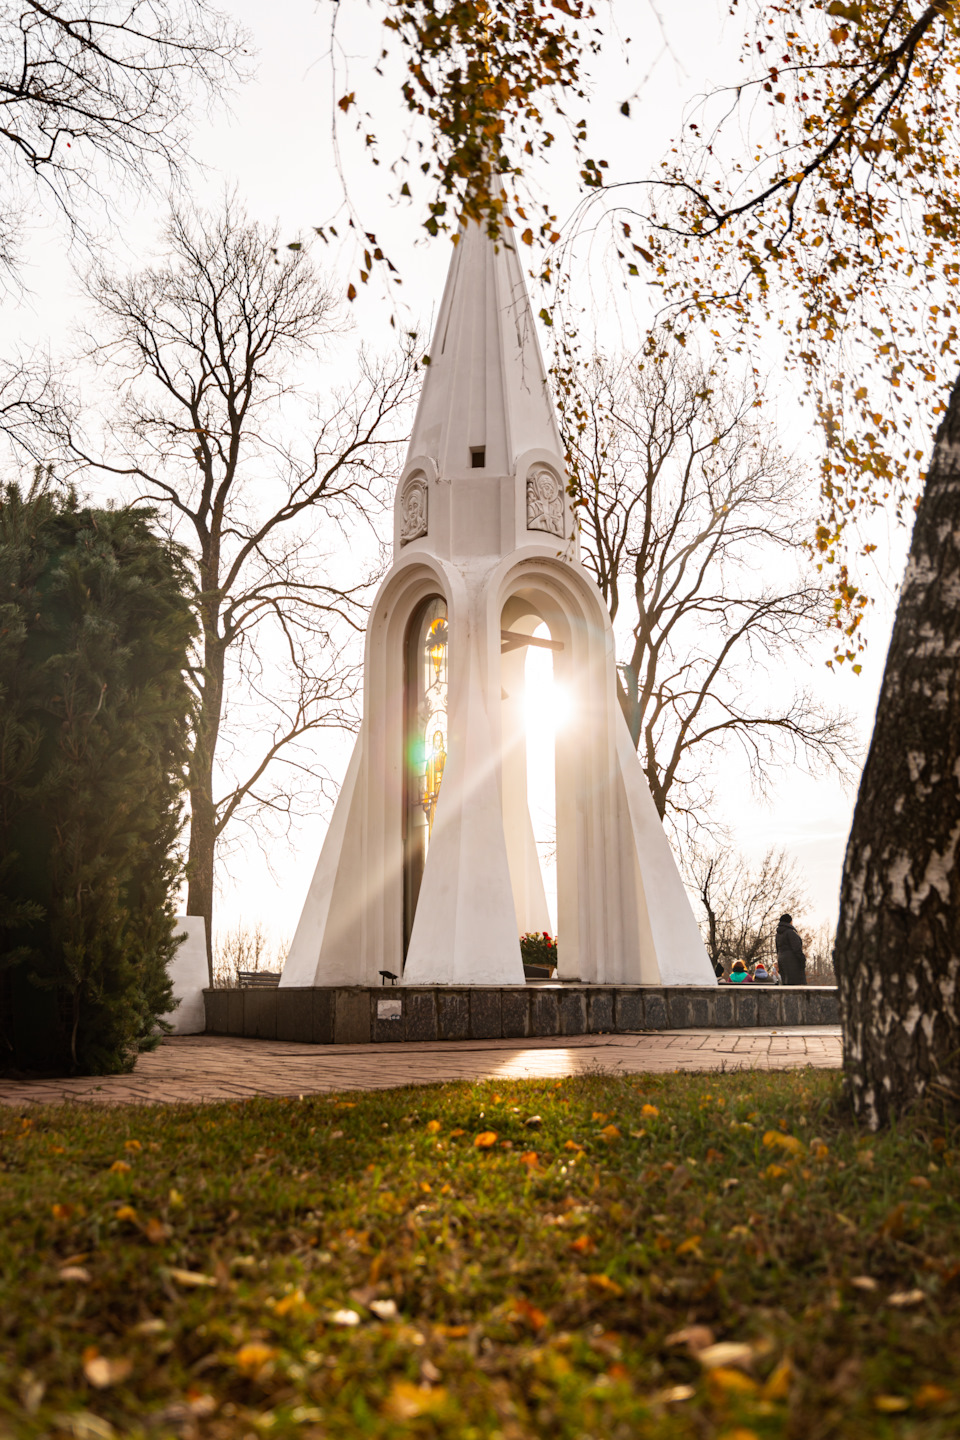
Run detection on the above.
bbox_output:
[0,1027,842,1108]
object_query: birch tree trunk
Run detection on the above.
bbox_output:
[835,373,960,1128]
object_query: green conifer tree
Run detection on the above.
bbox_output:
[0,482,196,1074]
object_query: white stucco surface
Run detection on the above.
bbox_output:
[161,916,209,1034]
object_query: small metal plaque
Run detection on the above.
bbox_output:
[377,998,402,1021]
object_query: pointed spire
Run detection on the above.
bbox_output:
[407,210,563,476]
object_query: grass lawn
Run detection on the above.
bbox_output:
[1,1069,958,1439]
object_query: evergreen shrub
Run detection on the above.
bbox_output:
[0,483,196,1074]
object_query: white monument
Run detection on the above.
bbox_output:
[281,209,713,990]
[162,915,208,1033]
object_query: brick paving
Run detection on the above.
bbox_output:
[0,1027,842,1109]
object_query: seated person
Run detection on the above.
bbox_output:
[752,960,773,984]
[729,959,752,983]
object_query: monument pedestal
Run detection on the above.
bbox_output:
[205,983,839,1044]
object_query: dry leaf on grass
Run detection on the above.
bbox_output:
[167,1268,217,1288]
[888,1289,925,1308]
[874,1395,910,1412]
[914,1384,952,1408]
[108,1161,131,1175]
[763,1131,805,1157]
[474,1131,498,1149]
[665,1325,715,1352]
[383,1380,448,1419]
[524,1115,542,1128]
[142,1218,170,1245]
[697,1342,755,1371]
[708,1367,759,1396]
[654,1384,695,1403]
[369,1299,398,1321]
[54,1413,116,1439]
[519,1151,539,1169]
[233,1343,276,1377]
[82,1350,132,1389]
[762,1360,793,1400]
[570,1235,597,1255]
[588,1274,623,1296]
[510,1296,547,1331]
[426,1120,441,1133]
[58,1267,91,1284]
[850,1276,878,1292]
[330,1308,361,1326]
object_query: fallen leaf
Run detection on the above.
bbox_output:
[82,1350,132,1389]
[274,1289,314,1318]
[763,1131,805,1157]
[369,1298,398,1321]
[474,1131,498,1149]
[655,1384,695,1403]
[108,1161,131,1175]
[704,1148,724,1163]
[449,1128,465,1138]
[588,1274,623,1296]
[510,1296,547,1330]
[879,1203,908,1238]
[524,1115,542,1128]
[850,1275,878,1292]
[641,1104,659,1118]
[564,1139,584,1152]
[874,1395,910,1412]
[115,1206,138,1223]
[909,1175,931,1189]
[762,1360,793,1400]
[570,1235,597,1255]
[234,1342,277,1377]
[58,1266,91,1283]
[717,1430,761,1440]
[666,1325,715,1352]
[888,1289,925,1308]
[600,1124,621,1141]
[426,1120,441,1133]
[763,1164,788,1180]
[129,1318,166,1336]
[123,1140,142,1152]
[330,1308,361,1326]
[53,1413,116,1439]
[708,1367,759,1396]
[519,1151,539,1168]
[143,1217,169,1245]
[383,1380,448,1419]
[676,1236,702,1257]
[168,1268,217,1288]
[697,1342,755,1371]
[51,1203,74,1221]
[914,1384,951,1408]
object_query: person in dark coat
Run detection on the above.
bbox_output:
[775,914,807,985]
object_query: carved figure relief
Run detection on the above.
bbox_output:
[399,475,428,544]
[526,467,565,538]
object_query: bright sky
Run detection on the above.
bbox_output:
[2,0,911,954]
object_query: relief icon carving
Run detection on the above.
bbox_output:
[526,467,565,538]
[399,475,428,544]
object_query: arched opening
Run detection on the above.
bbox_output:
[500,601,564,948]
[403,595,449,956]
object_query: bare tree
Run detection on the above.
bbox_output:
[568,348,859,831]
[805,922,837,987]
[64,201,419,974]
[0,0,244,278]
[690,845,807,974]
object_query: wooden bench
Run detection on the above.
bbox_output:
[237,970,281,988]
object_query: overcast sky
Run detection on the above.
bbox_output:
[3,0,912,951]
